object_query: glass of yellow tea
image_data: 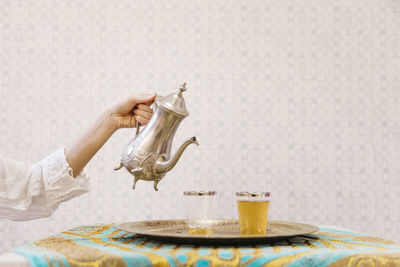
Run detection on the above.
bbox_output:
[236,192,271,235]
[183,191,217,235]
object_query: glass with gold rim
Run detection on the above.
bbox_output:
[183,191,217,235]
[236,191,271,235]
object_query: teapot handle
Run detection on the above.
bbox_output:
[135,120,141,136]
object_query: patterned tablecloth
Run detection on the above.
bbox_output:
[13,223,400,267]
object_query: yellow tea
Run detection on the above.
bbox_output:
[237,200,269,235]
[188,227,213,235]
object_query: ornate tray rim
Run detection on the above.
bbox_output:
[115,219,319,244]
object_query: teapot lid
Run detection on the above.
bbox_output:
[156,83,189,117]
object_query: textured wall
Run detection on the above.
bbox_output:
[1,0,400,253]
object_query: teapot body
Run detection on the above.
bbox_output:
[121,102,184,186]
[115,83,198,191]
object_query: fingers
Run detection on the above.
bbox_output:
[117,115,136,128]
[128,93,156,105]
[110,93,155,129]
[114,114,150,129]
[136,104,153,112]
[135,115,150,126]
[133,109,152,120]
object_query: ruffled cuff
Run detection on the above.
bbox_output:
[39,147,90,207]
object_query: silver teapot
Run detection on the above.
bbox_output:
[114,83,198,191]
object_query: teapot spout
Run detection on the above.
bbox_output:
[155,136,199,174]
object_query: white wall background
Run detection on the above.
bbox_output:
[1,0,400,253]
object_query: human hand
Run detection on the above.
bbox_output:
[109,93,156,131]
[66,93,155,177]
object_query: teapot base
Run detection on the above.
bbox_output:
[131,176,163,191]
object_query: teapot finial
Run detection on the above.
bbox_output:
[178,83,186,96]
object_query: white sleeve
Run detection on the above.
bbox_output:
[0,147,90,221]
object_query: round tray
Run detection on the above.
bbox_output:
[115,219,319,245]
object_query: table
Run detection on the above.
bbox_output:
[2,223,400,266]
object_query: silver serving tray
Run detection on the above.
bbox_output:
[115,219,319,245]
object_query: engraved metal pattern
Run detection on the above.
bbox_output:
[122,151,166,190]
[115,220,319,245]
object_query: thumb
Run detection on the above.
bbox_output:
[129,93,156,105]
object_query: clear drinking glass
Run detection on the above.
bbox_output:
[236,192,271,235]
[183,191,217,235]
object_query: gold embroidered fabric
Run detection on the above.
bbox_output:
[13,224,400,266]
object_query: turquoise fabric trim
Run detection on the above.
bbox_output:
[14,244,69,267]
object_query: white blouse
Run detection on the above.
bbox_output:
[0,148,89,221]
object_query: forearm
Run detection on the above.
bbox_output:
[65,111,116,177]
